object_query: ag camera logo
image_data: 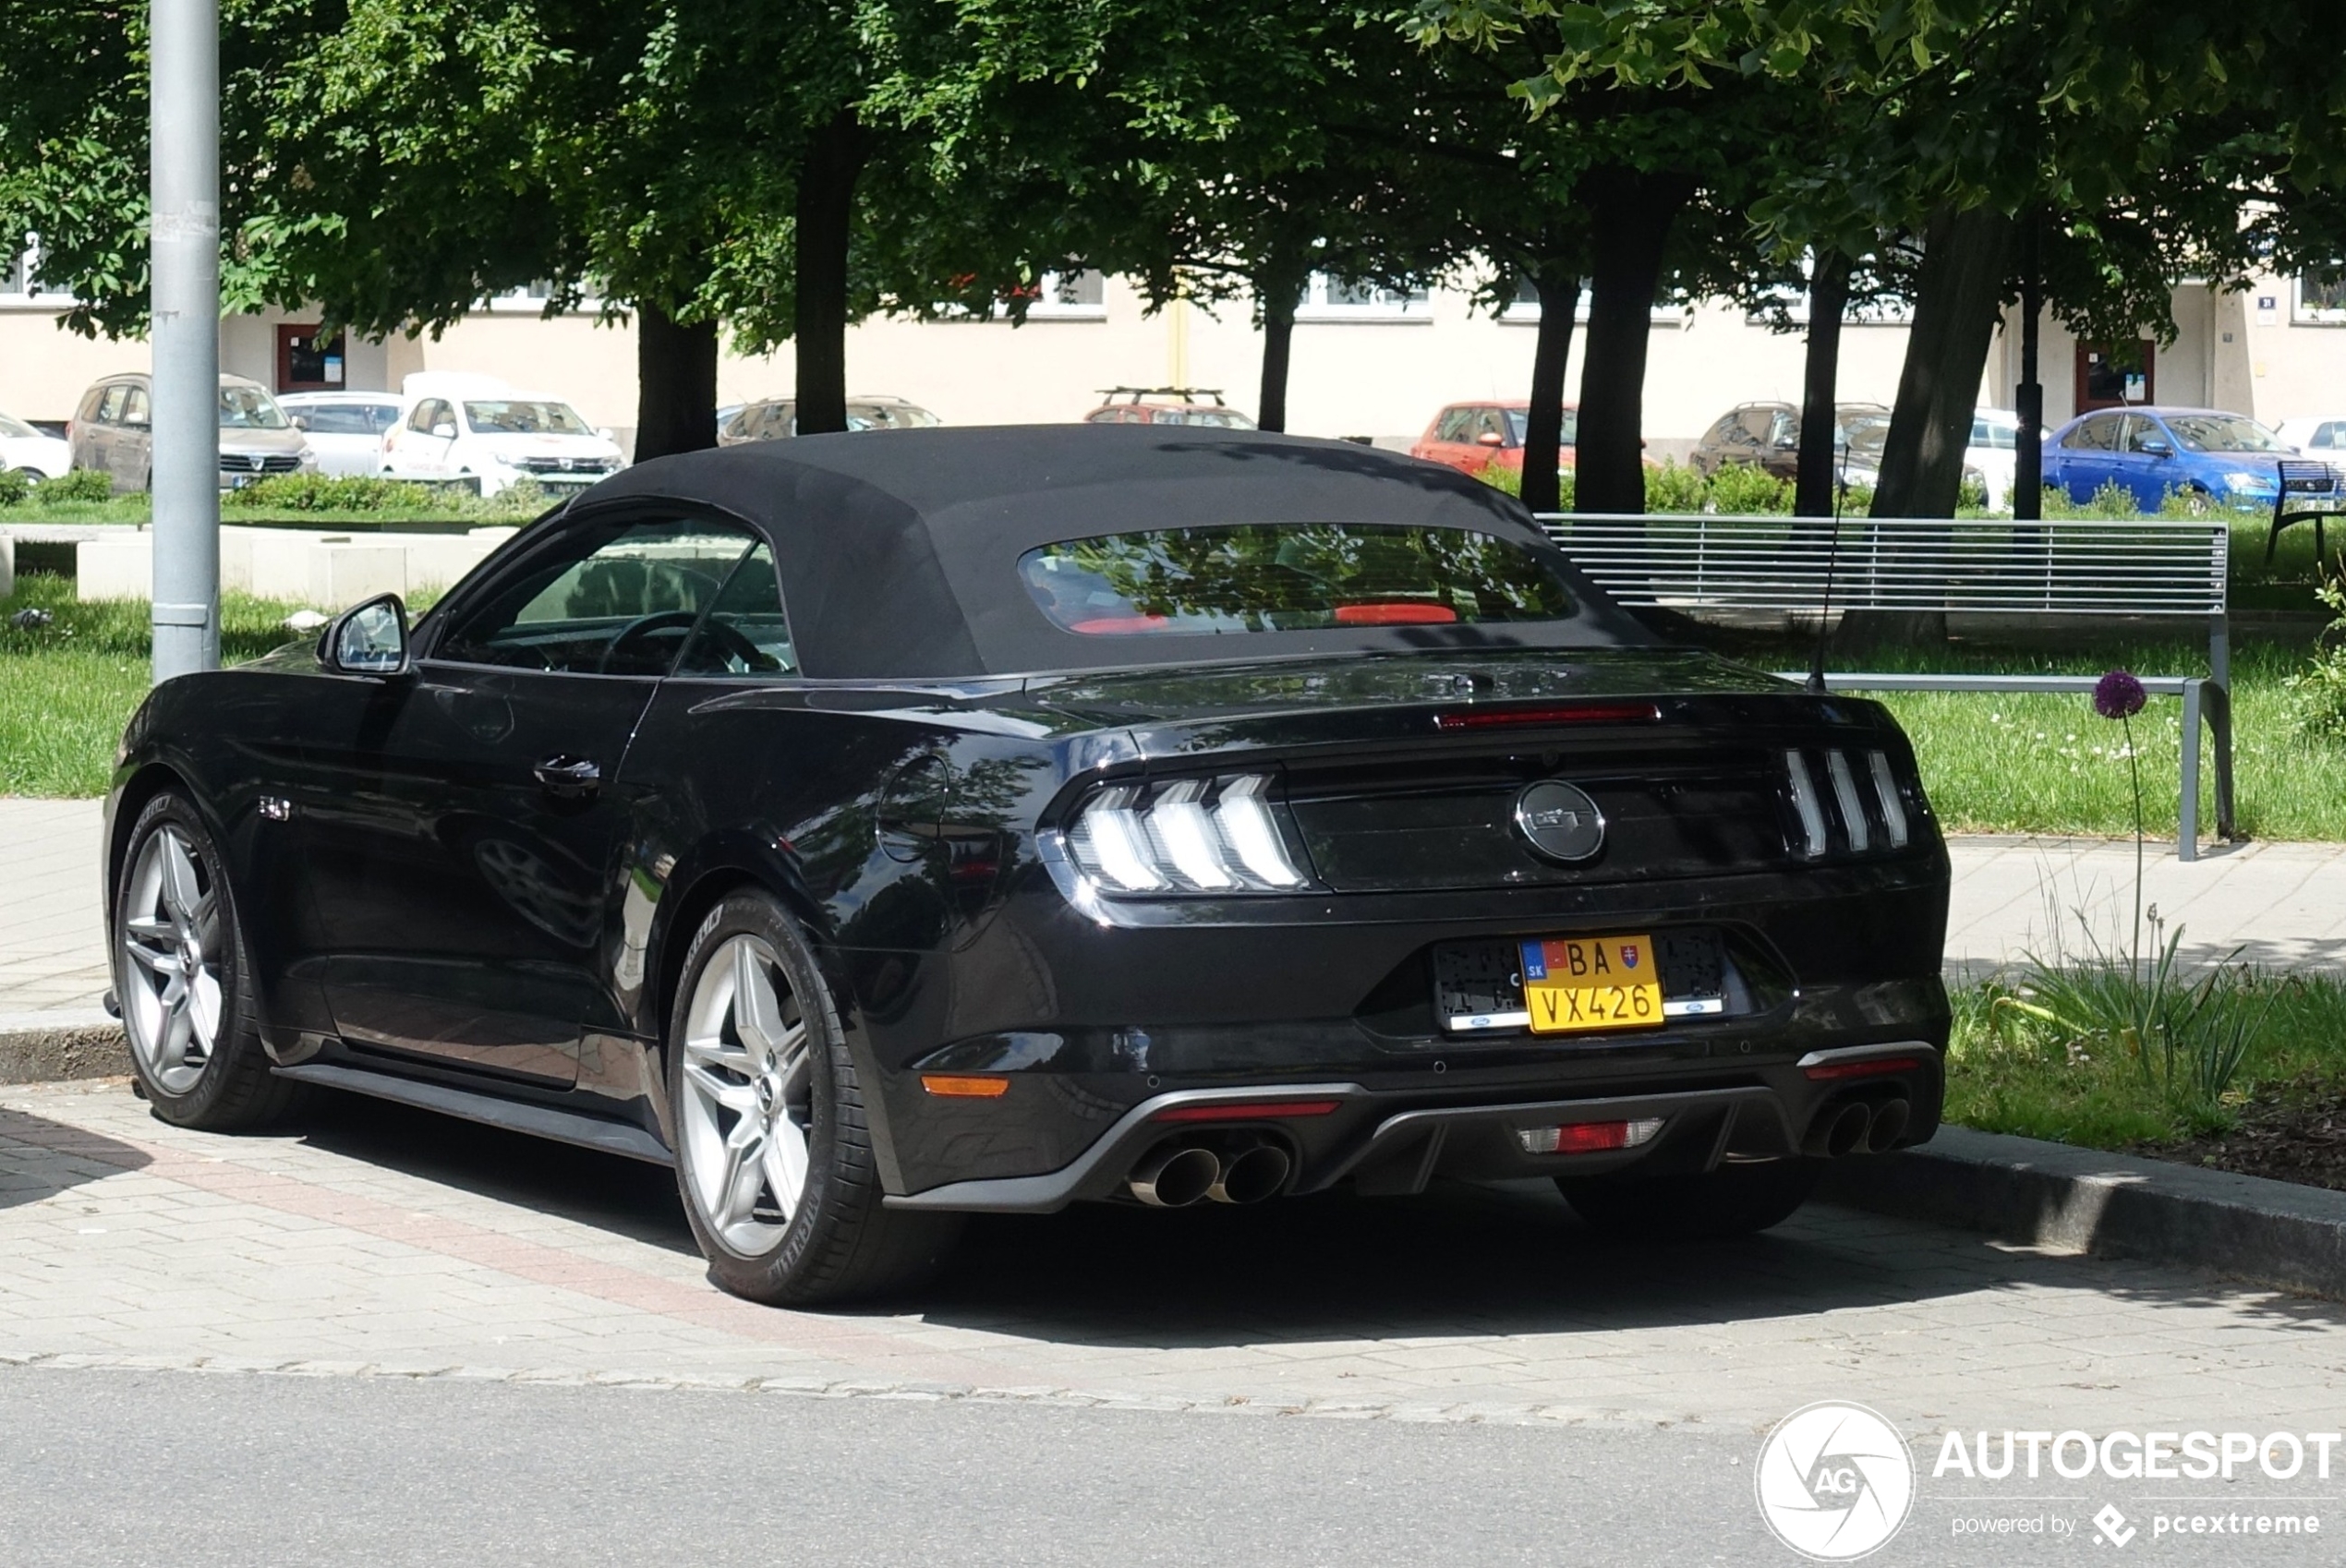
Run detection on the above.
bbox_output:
[1757,1402,1916,1560]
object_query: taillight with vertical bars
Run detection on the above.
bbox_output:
[1784,748,1917,859]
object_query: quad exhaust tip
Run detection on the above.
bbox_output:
[1128,1140,1292,1207]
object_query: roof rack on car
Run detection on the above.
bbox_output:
[1096,386,1229,406]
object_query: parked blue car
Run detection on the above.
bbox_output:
[2041,404,2319,513]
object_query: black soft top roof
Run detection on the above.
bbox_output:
[588,425,1651,680]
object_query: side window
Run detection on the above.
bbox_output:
[120,385,151,426]
[1433,407,1470,442]
[409,398,448,435]
[1468,407,1504,443]
[1766,411,1798,447]
[1733,410,1773,447]
[1969,417,1992,446]
[434,518,760,676]
[2122,416,2165,453]
[674,543,796,677]
[303,404,374,435]
[2319,422,2346,450]
[97,385,130,424]
[77,386,107,423]
[2063,416,2116,452]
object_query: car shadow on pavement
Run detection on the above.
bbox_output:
[260,1091,2346,1345]
[289,1092,698,1258]
[0,1104,151,1210]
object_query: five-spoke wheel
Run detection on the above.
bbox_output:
[677,934,814,1257]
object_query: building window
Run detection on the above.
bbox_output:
[0,239,76,308]
[1013,270,1106,320]
[483,279,599,314]
[1294,273,1431,322]
[2293,273,2346,325]
[1501,273,1691,327]
[277,325,347,392]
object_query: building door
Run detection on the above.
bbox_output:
[2074,342,2155,413]
[276,324,346,392]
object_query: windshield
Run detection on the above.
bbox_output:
[218,385,289,430]
[0,414,37,440]
[849,402,940,429]
[463,400,592,436]
[1151,406,1257,428]
[2165,415,2287,454]
[1839,413,1893,454]
[1502,409,1578,445]
[1020,523,1578,636]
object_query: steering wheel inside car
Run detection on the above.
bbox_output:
[596,610,780,675]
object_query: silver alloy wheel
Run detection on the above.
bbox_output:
[117,825,224,1096]
[678,934,814,1257]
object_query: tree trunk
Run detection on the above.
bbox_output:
[1574,167,1692,515]
[633,302,720,463]
[1518,271,1579,515]
[793,111,869,436]
[1844,203,2013,646]
[1870,204,2013,519]
[1254,272,1302,433]
[1794,249,1851,519]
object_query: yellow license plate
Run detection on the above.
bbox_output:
[1521,935,1664,1034]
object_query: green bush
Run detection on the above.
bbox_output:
[32,468,114,504]
[2288,573,2346,742]
[1642,458,1709,513]
[0,467,30,507]
[1705,461,1794,514]
[1470,461,1573,511]
[223,473,436,513]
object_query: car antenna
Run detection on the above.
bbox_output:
[1806,473,1848,697]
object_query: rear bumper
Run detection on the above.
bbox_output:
[883,1041,1941,1212]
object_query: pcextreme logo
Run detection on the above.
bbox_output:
[1757,1401,1917,1561]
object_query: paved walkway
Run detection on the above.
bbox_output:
[5,799,2340,1027]
[8,1076,2346,1435]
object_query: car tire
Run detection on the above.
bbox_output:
[111,792,307,1130]
[666,891,962,1306]
[1558,1157,1824,1241]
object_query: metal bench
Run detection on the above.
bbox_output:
[2265,459,2346,565]
[1536,512,2235,861]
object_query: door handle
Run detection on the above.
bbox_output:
[533,754,602,798]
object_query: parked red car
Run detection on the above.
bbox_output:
[1083,387,1256,428]
[1411,402,1568,477]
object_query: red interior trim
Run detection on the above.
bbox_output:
[1433,702,1663,730]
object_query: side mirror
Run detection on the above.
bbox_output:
[596,427,614,441]
[430,422,457,440]
[1475,430,1506,447]
[320,594,411,677]
[289,414,309,431]
[2138,439,2173,458]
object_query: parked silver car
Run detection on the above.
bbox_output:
[717,393,940,443]
[277,392,405,477]
[68,372,316,493]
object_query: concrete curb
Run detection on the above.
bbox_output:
[0,1010,128,1086]
[1820,1126,2346,1300]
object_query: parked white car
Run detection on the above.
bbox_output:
[381,373,625,497]
[278,392,405,478]
[2273,416,2346,456]
[1966,408,2019,511]
[0,410,71,480]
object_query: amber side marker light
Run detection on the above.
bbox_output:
[1154,1100,1342,1123]
[1802,1056,1921,1082]
[921,1074,1010,1098]
[1433,702,1663,731]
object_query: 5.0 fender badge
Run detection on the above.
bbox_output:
[1512,780,1605,863]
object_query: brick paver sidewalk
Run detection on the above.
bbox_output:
[8,1076,2346,1433]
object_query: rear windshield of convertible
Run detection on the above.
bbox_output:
[1019,523,1578,636]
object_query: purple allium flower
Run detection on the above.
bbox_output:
[2094,669,2146,720]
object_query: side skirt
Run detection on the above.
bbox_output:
[272,1060,675,1166]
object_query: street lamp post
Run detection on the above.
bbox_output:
[150,0,222,681]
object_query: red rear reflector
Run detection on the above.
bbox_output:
[921,1074,1010,1098]
[1154,1099,1342,1123]
[1433,702,1663,731]
[1803,1056,1921,1082]
[1333,601,1458,626]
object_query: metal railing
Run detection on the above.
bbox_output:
[1535,512,2236,860]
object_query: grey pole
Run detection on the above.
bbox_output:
[149,0,222,681]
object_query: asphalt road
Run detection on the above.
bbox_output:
[3,1368,2338,1568]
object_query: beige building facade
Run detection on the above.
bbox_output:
[5,257,2342,459]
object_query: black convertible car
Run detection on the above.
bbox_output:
[107,426,1950,1303]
